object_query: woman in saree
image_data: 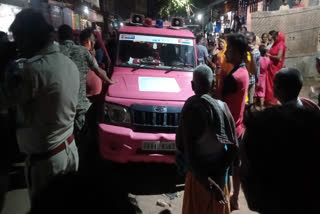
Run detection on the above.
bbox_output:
[265,31,286,105]
[260,33,269,47]
[215,39,234,99]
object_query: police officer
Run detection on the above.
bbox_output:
[0,9,80,200]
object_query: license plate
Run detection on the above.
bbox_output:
[141,141,176,152]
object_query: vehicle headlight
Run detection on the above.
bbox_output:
[104,102,131,126]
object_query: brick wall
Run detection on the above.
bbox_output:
[251,6,320,77]
[309,0,320,6]
[252,6,320,57]
[247,1,264,31]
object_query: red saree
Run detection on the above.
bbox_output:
[265,32,286,105]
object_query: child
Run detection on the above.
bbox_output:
[255,45,270,110]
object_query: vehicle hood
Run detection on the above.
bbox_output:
[108,67,194,101]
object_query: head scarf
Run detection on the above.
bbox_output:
[217,39,233,74]
[274,31,286,48]
[269,31,286,61]
[217,39,227,58]
[217,39,228,67]
[265,31,287,105]
[215,39,233,99]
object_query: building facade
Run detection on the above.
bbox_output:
[251,4,320,86]
[0,0,104,31]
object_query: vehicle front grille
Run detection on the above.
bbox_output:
[130,105,182,133]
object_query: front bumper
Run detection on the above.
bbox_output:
[98,123,176,164]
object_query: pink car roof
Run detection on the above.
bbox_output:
[119,26,195,38]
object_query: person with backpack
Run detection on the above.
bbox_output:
[176,65,238,214]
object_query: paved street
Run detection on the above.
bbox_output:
[131,190,257,214]
[2,163,257,214]
[2,187,257,214]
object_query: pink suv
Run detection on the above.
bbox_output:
[98,20,196,164]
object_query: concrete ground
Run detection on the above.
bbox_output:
[2,188,257,214]
[299,77,319,101]
[2,189,30,214]
[131,190,257,214]
[1,162,257,214]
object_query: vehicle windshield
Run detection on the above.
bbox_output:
[117,34,196,71]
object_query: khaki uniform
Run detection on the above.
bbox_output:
[0,44,80,199]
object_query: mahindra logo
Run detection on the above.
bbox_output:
[153,106,167,113]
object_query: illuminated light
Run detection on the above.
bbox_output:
[0,4,21,33]
[120,22,124,27]
[83,6,89,14]
[197,14,202,21]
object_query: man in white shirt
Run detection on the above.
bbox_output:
[279,0,290,10]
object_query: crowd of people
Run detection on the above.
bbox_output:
[185,20,320,214]
[279,0,304,10]
[197,29,289,110]
[0,7,320,214]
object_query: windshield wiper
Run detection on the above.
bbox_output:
[165,64,194,74]
[165,66,176,74]
[131,64,144,72]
